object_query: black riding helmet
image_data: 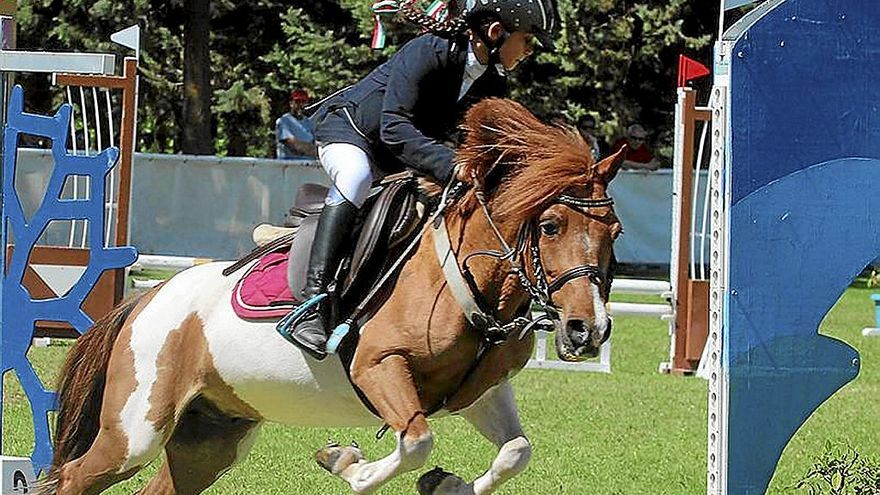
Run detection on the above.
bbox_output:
[464,0,560,50]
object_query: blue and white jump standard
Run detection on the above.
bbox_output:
[707,1,880,493]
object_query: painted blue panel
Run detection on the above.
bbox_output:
[0,86,137,473]
[729,0,880,204]
[724,1,880,491]
[725,158,878,493]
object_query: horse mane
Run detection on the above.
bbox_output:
[454,98,597,222]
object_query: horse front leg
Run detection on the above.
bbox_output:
[418,382,532,495]
[316,354,434,494]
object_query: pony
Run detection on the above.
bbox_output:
[40,98,625,495]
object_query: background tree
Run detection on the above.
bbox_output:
[15,0,185,152]
[181,0,212,154]
[510,0,716,158]
[12,0,718,161]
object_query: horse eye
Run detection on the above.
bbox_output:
[540,221,559,236]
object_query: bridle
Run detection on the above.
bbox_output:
[320,171,617,374]
[432,179,618,344]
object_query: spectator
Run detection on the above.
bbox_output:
[577,113,607,162]
[612,123,660,171]
[275,89,317,159]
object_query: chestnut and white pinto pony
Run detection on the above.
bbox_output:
[40,99,625,495]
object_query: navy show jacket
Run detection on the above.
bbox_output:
[312,33,508,183]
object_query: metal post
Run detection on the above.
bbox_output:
[1,15,14,165]
[0,13,14,291]
[0,10,12,465]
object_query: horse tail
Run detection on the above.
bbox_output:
[46,292,145,479]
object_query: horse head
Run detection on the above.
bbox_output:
[537,150,624,360]
[456,98,626,361]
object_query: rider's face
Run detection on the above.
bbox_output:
[498,32,535,71]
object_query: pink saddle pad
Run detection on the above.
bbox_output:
[231,250,299,320]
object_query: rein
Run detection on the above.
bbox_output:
[432,181,616,345]
[354,178,617,434]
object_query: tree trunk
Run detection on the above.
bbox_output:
[226,126,248,156]
[182,0,213,154]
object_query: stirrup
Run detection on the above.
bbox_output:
[276,293,327,344]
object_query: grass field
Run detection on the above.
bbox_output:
[3,280,879,494]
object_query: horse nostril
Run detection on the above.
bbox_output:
[565,319,588,347]
[566,319,584,331]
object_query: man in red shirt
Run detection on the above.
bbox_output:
[612,123,660,170]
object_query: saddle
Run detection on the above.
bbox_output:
[228,174,424,321]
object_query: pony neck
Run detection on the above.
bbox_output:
[444,206,531,322]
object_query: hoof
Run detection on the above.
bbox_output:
[417,466,469,495]
[315,441,364,475]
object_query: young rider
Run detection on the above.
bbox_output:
[289,0,560,360]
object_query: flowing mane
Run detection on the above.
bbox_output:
[454,98,598,222]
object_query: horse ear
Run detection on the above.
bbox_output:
[595,146,626,184]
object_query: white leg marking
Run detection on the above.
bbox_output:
[342,431,434,494]
[459,382,533,495]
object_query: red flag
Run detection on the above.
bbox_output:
[678,55,711,88]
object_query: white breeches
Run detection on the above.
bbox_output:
[318,143,376,208]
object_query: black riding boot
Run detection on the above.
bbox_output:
[290,200,358,360]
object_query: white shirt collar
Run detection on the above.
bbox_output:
[465,44,488,79]
[459,43,488,101]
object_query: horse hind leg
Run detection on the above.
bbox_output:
[139,396,262,495]
[45,427,159,495]
[48,327,176,494]
[47,397,172,495]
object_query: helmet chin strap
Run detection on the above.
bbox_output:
[489,31,508,71]
[473,25,509,70]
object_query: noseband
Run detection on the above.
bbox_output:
[527,195,617,305]
[432,181,617,344]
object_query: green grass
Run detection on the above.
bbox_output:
[3,284,879,494]
[128,268,179,282]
